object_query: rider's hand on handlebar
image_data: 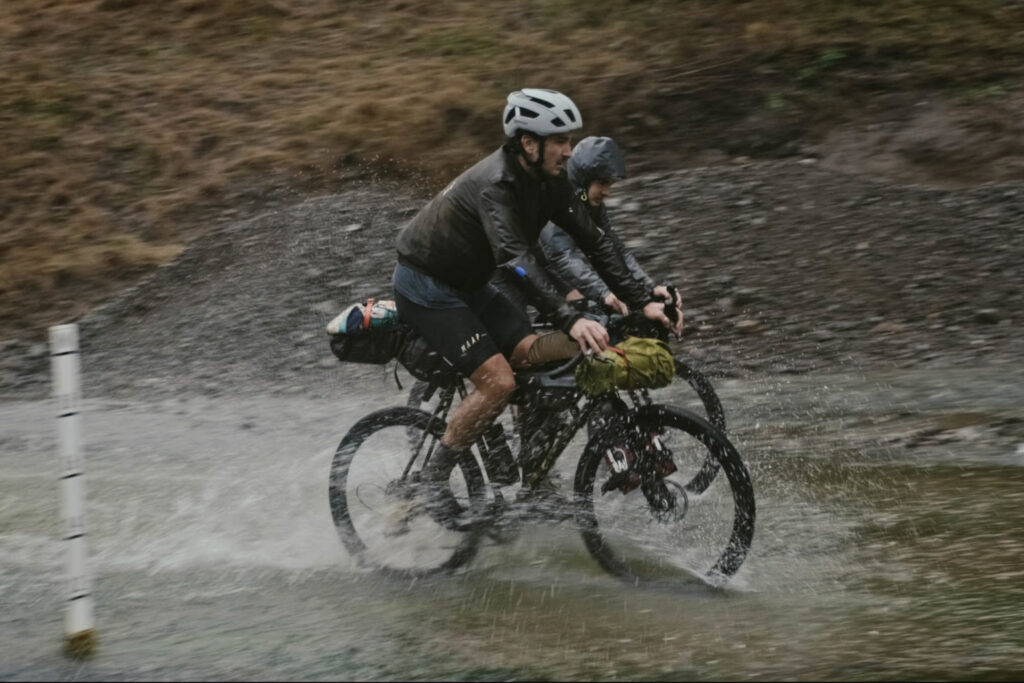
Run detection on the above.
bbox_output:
[643,300,684,337]
[653,284,685,337]
[603,292,629,316]
[569,316,610,355]
[653,284,681,309]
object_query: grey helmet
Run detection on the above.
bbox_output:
[503,88,583,138]
[568,136,627,189]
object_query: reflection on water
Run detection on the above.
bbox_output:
[2,365,1023,680]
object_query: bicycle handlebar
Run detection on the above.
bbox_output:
[525,309,652,383]
[521,292,681,385]
[663,285,680,325]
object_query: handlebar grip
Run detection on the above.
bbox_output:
[661,285,679,324]
[664,300,679,324]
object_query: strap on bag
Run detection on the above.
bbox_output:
[605,345,637,386]
[362,297,375,329]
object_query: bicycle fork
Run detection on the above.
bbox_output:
[598,401,679,506]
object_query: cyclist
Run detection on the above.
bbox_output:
[487,136,685,482]
[494,135,684,325]
[392,88,668,512]
[550,135,683,320]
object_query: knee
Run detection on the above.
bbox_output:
[483,368,517,401]
[471,354,517,403]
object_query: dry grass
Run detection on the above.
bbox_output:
[2,0,1022,337]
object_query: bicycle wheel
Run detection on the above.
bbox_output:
[574,404,755,586]
[329,407,487,577]
[672,358,726,495]
[674,358,726,433]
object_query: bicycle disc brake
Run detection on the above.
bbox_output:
[644,478,689,523]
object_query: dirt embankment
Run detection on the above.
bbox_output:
[3,0,1024,340]
[0,157,1019,399]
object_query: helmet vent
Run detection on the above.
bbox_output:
[527,95,555,108]
[504,109,516,124]
[563,109,577,123]
[518,107,539,119]
[550,117,565,127]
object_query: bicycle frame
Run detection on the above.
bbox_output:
[410,375,660,491]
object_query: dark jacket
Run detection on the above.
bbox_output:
[540,135,655,304]
[540,201,655,303]
[396,146,650,332]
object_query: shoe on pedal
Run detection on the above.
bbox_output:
[419,443,472,530]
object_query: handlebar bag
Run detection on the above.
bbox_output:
[574,336,675,395]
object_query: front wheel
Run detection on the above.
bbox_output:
[329,407,487,577]
[672,358,726,495]
[574,404,755,586]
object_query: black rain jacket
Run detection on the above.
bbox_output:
[396,146,650,332]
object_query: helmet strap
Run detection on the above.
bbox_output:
[532,135,547,171]
[513,131,546,174]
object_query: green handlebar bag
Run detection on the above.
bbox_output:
[574,336,676,396]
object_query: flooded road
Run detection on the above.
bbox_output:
[2,363,1023,680]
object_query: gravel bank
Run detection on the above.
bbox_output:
[1,159,1020,399]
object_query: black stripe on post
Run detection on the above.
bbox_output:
[51,350,79,357]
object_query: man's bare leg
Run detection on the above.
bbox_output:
[441,351,520,450]
[422,352,518,521]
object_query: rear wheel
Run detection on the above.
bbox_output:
[574,404,755,586]
[329,407,487,577]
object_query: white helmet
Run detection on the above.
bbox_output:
[503,88,583,138]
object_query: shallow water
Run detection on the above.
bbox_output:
[2,364,1023,680]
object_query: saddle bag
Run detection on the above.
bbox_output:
[327,298,405,365]
[574,336,676,396]
[326,298,456,384]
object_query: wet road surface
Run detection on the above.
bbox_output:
[2,364,1023,680]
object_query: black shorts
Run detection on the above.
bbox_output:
[394,286,533,379]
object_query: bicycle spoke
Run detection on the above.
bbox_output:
[329,408,485,576]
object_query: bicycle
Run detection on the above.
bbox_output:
[327,313,755,587]
[406,300,728,496]
[404,337,728,492]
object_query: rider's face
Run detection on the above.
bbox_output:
[542,134,573,177]
[587,179,615,206]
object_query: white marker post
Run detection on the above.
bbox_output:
[50,324,97,657]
